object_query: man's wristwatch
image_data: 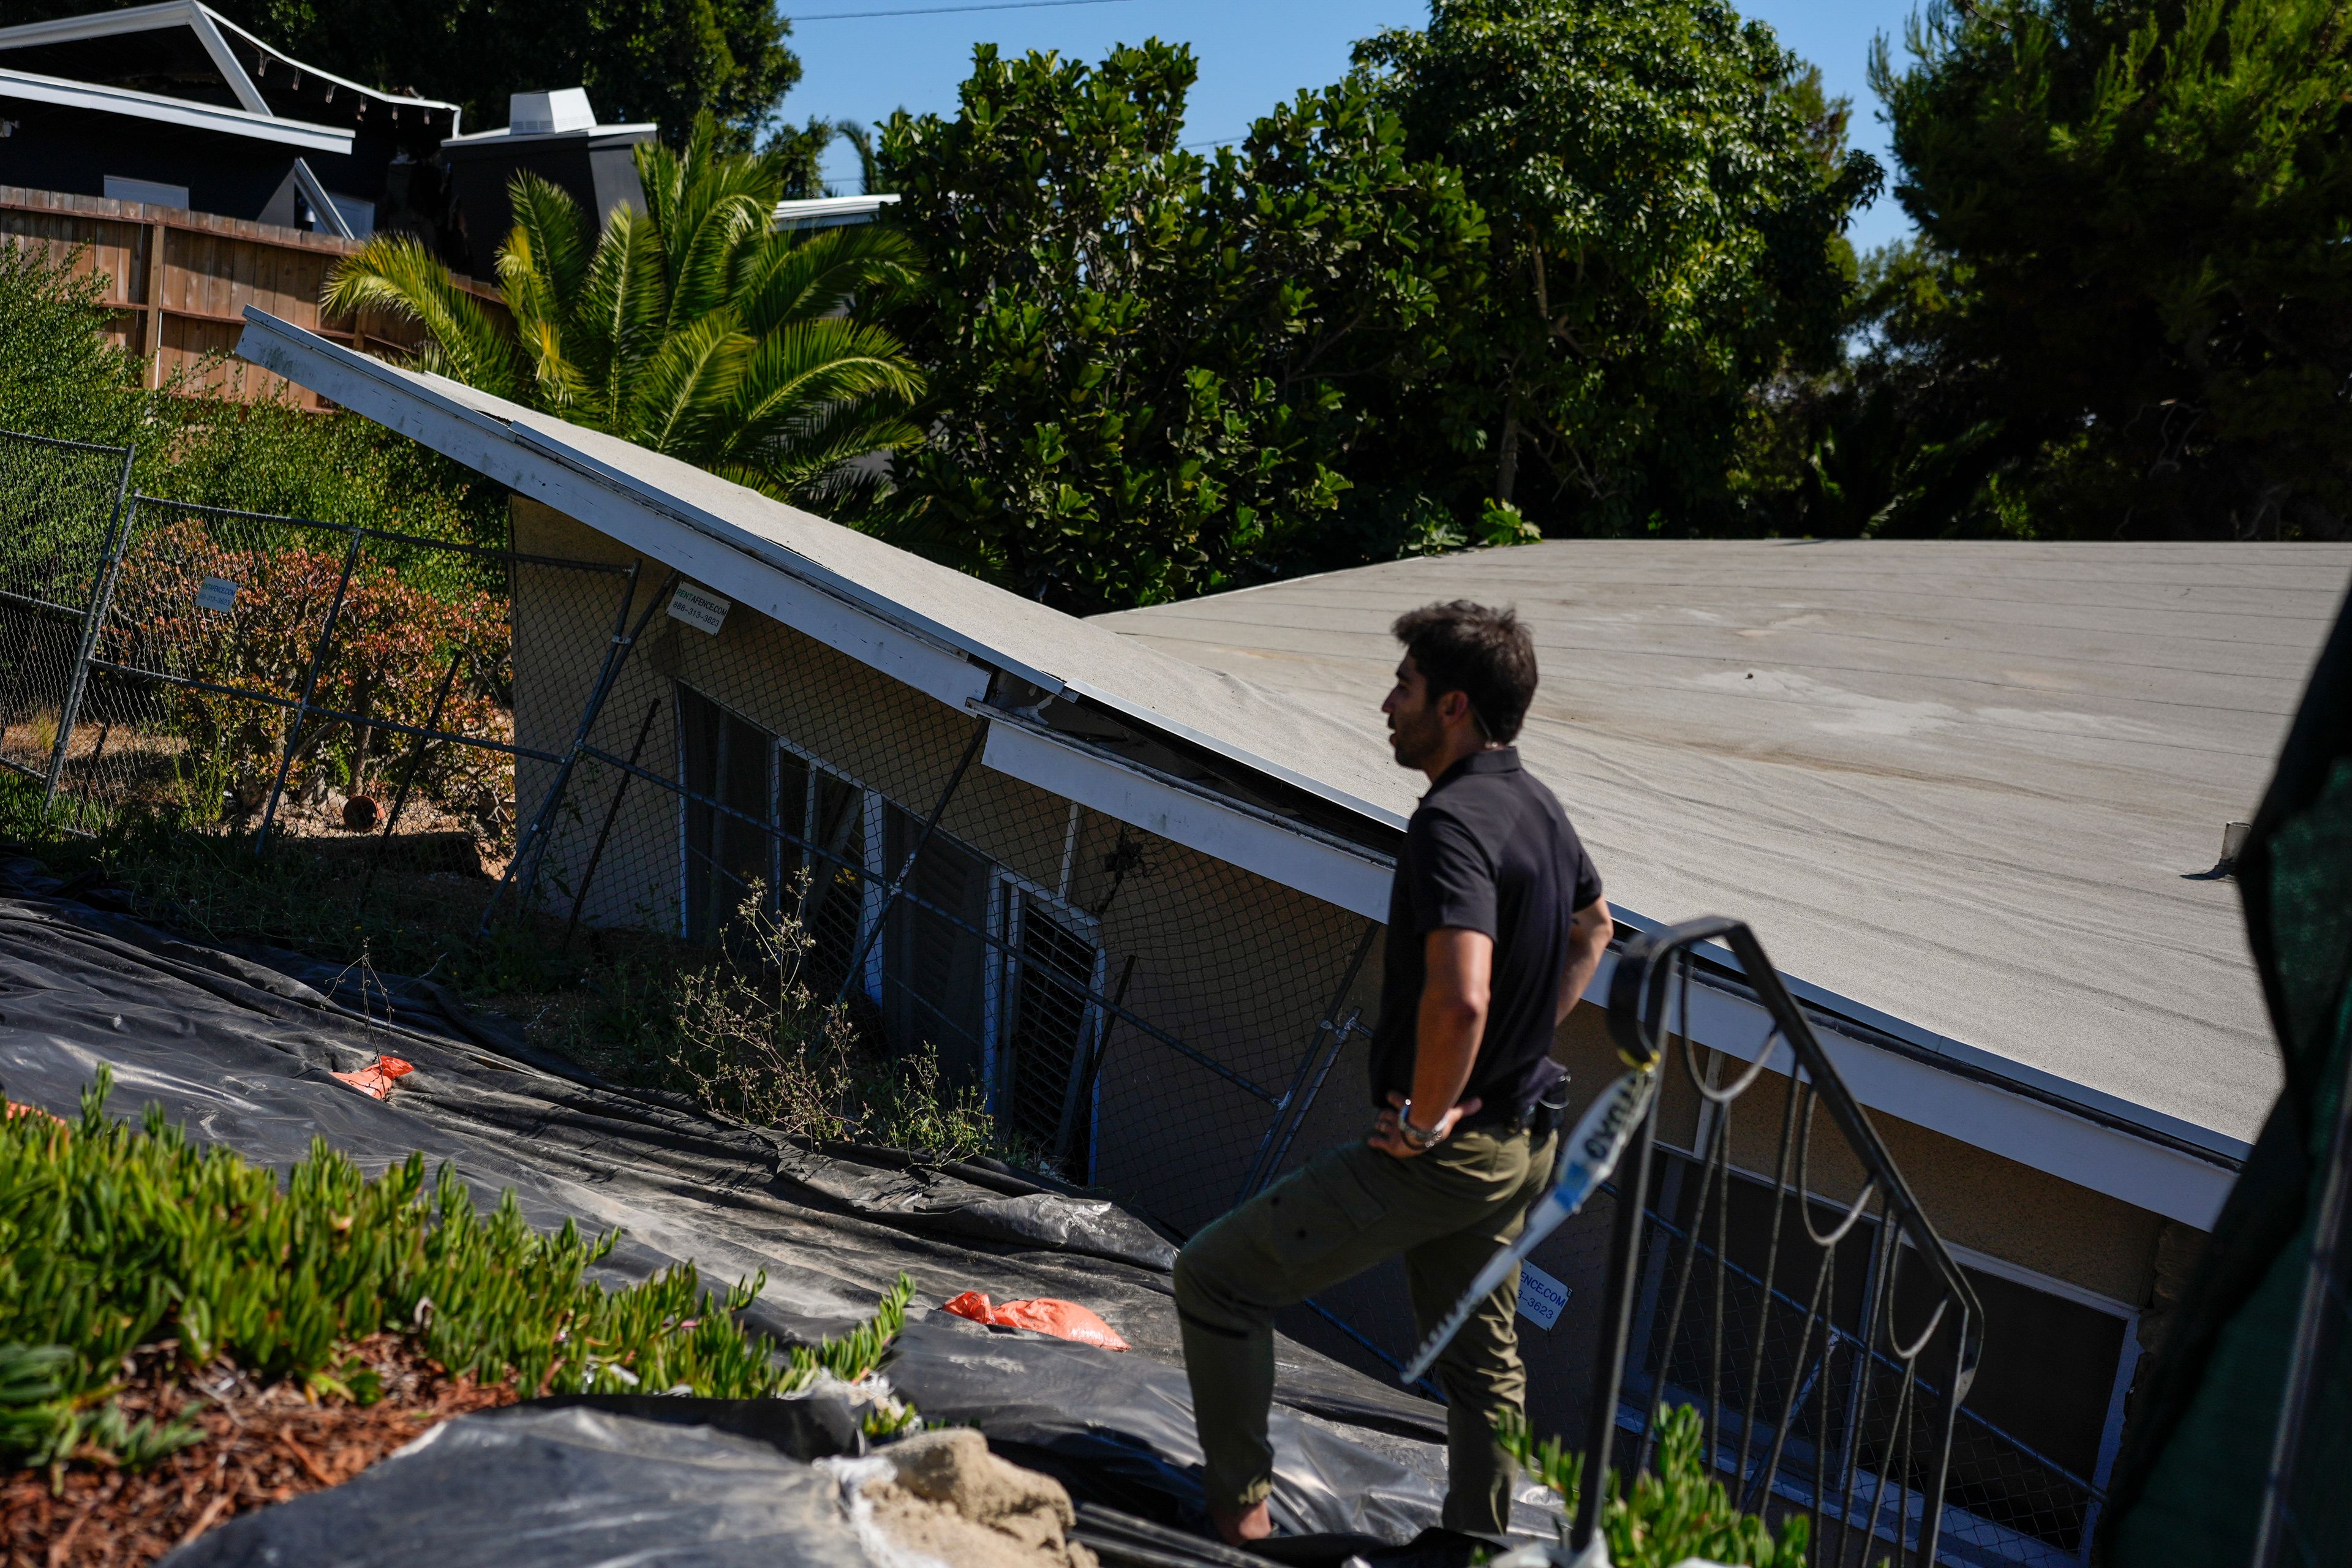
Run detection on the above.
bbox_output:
[1396,1101,1443,1150]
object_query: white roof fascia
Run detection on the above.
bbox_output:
[1061,675,1412,835]
[181,1,268,116]
[0,1,201,50]
[289,157,353,237]
[1577,947,2237,1229]
[773,194,900,228]
[1604,907,2251,1167]
[0,67,351,152]
[981,715,1394,921]
[232,309,990,710]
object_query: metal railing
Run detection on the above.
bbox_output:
[1589,917,1985,1566]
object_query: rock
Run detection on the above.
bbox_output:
[863,1427,1095,1568]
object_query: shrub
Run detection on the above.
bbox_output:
[99,513,511,826]
[1496,1402,1809,1568]
[659,886,1011,1164]
[0,1067,916,1471]
[0,240,505,548]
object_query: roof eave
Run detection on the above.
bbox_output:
[0,66,353,153]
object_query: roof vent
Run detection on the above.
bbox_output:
[509,88,597,135]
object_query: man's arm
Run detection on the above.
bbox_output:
[1557,896,1613,1024]
[1370,928,1491,1158]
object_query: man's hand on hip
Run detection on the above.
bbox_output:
[1370,1090,1483,1158]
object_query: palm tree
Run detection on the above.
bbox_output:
[323,124,924,503]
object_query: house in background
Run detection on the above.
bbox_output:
[0,0,457,243]
[440,88,654,271]
[232,303,2348,1566]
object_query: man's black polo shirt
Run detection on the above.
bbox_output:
[1369,747,1604,1126]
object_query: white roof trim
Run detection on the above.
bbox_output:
[233,309,988,710]
[182,1,266,115]
[0,66,352,152]
[981,717,1394,922]
[1581,947,2236,1229]
[774,193,901,229]
[234,304,2247,1224]
[290,157,352,238]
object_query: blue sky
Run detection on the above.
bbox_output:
[783,0,1924,255]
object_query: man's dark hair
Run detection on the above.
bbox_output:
[1392,600,1537,744]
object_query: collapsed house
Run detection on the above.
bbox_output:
[230,307,2352,1566]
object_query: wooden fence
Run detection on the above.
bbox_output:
[0,185,503,411]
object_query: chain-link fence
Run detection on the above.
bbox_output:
[0,431,133,797]
[488,565,1381,1232]
[45,493,638,896]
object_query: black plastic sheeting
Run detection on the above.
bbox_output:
[170,1401,875,1568]
[0,861,1559,1551]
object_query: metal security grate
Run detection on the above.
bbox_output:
[1591,919,1984,1568]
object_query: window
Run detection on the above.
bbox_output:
[777,746,867,992]
[104,175,189,209]
[671,693,1112,1158]
[881,804,992,1084]
[678,688,774,944]
[1001,892,1105,1158]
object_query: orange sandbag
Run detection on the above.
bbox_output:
[331,1056,415,1101]
[941,1291,1130,1351]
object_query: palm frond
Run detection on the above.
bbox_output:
[718,396,926,502]
[320,235,525,402]
[722,318,925,444]
[575,206,671,431]
[733,223,924,339]
[625,311,752,458]
[502,172,592,327]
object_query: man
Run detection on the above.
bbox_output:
[1173,600,1614,1545]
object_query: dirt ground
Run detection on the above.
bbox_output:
[1,1336,514,1568]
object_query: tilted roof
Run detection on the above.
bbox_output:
[1097,542,2352,1161]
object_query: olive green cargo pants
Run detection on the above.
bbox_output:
[1173,1123,1558,1534]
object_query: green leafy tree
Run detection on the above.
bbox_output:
[878,41,1488,611]
[1,0,801,145]
[323,127,925,503]
[1863,0,2352,538]
[1357,0,1882,535]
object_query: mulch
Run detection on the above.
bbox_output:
[2,1334,516,1567]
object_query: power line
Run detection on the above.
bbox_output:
[794,0,1135,19]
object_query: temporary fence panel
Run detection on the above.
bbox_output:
[0,431,134,795]
[54,494,637,891]
[491,541,1380,1230]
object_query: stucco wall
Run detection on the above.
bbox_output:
[505,496,1372,1232]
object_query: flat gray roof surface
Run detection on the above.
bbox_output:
[1096,541,2352,1149]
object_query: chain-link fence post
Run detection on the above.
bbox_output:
[253,524,366,852]
[1235,919,1378,1203]
[481,564,659,933]
[41,445,137,810]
